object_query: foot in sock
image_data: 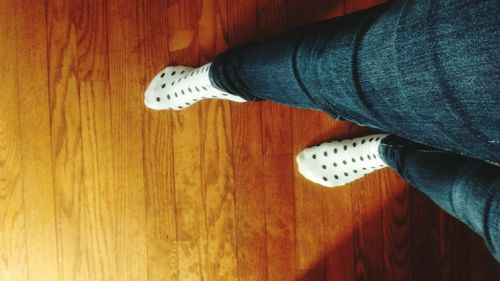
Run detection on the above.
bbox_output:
[296,134,390,188]
[144,62,247,110]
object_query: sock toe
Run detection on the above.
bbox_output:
[144,63,247,111]
[296,134,389,188]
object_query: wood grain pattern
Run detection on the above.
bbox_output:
[0,2,28,280]
[256,1,297,281]
[108,0,148,279]
[226,1,269,281]
[14,0,60,280]
[142,1,178,280]
[199,1,239,280]
[46,1,88,280]
[1,0,499,280]
[79,82,118,281]
[72,0,109,81]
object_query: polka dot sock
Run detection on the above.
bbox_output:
[144,62,247,110]
[296,134,390,188]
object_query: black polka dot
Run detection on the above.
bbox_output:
[367,155,371,160]
[212,95,217,98]
[188,88,192,93]
[167,95,170,99]
[185,102,190,105]
[202,86,207,91]
[180,71,185,74]
[343,145,348,151]
[322,165,326,169]
[193,99,198,102]
[333,162,337,167]
[353,142,357,147]
[373,154,377,159]
[322,177,328,182]
[334,175,339,180]
[344,172,349,177]
[160,73,165,78]
[352,158,356,163]
[361,139,366,144]
[195,86,200,92]
[323,151,328,157]
[191,72,194,77]
[222,93,228,96]
[312,154,316,159]
[171,71,176,76]
[343,160,347,165]
[375,137,380,141]
[171,81,175,86]
[156,97,161,102]
[181,90,185,95]
[360,156,364,161]
[174,93,178,97]
[161,84,166,88]
[363,167,367,170]
[334,148,338,154]
[353,170,358,173]
[178,78,181,82]
[369,138,374,142]
[178,106,183,109]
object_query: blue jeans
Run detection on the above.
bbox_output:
[209,0,500,260]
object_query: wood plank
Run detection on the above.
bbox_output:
[46,0,88,279]
[344,0,384,12]
[0,1,28,280]
[440,211,470,281]
[467,230,500,281]
[79,82,118,281]
[263,155,296,281]
[166,1,210,280]
[291,110,333,273]
[142,1,179,280]
[286,0,335,273]
[199,99,238,281]
[341,2,386,281]
[231,102,267,281]
[72,0,109,81]
[199,0,239,280]
[380,171,411,281]
[14,0,60,280]
[225,0,269,280]
[322,122,356,281]
[107,0,148,279]
[351,175,384,281]
[410,189,443,280]
[255,1,297,281]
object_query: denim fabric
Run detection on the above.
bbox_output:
[210,0,500,259]
[379,135,499,261]
[210,0,500,165]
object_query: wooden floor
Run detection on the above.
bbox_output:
[1,0,498,280]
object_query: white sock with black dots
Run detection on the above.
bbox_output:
[296,134,390,188]
[144,62,247,110]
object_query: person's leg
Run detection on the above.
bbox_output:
[296,133,499,260]
[378,135,500,261]
[209,0,500,165]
